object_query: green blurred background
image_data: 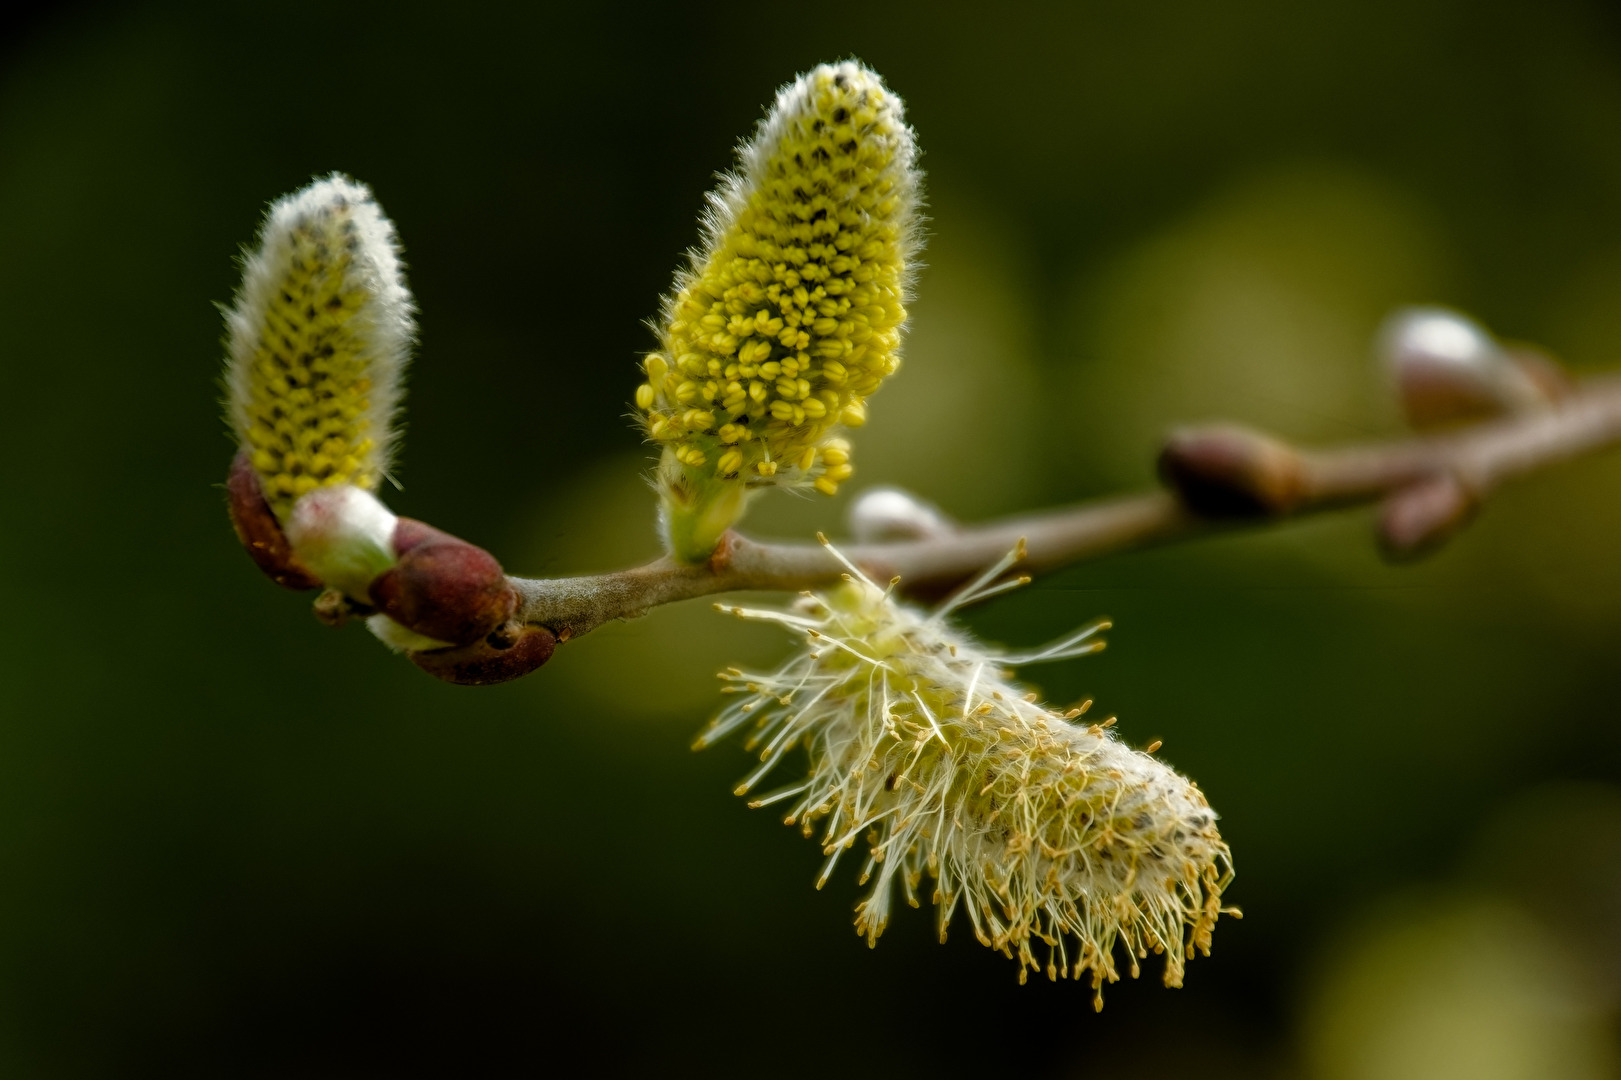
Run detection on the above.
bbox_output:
[4,1,1621,1075]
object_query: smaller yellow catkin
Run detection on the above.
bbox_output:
[639,62,922,561]
[223,174,415,521]
[696,546,1235,1004]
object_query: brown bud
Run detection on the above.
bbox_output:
[367,518,517,646]
[407,624,558,686]
[225,449,321,590]
[1158,425,1308,517]
[1380,472,1477,562]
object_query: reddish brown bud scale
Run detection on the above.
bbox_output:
[368,518,517,646]
[388,518,457,557]
[225,449,321,590]
[408,624,558,686]
[1380,473,1477,562]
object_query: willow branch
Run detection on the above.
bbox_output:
[509,372,1621,643]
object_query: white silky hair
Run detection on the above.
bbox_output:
[223,173,416,482]
[661,60,928,393]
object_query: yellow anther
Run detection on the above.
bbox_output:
[637,63,920,559]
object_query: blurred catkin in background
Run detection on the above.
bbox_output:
[4,1,1621,1076]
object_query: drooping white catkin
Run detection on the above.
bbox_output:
[697,546,1234,1003]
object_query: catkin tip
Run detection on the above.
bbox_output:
[640,63,923,557]
[223,173,416,521]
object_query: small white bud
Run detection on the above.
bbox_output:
[284,484,398,601]
[847,486,954,543]
[365,613,451,653]
[1378,306,1550,428]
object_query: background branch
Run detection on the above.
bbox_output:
[507,372,1621,643]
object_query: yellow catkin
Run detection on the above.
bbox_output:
[640,62,922,561]
[695,549,1234,1004]
[223,174,414,520]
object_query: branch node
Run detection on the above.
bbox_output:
[485,619,524,650]
[708,530,740,572]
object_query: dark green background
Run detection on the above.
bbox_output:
[4,1,1621,1076]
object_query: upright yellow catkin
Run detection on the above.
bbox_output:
[696,545,1235,1004]
[224,174,414,521]
[639,62,922,561]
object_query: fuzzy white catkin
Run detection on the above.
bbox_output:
[697,547,1235,1003]
[224,174,415,517]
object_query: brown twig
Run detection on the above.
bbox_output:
[506,372,1621,644]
